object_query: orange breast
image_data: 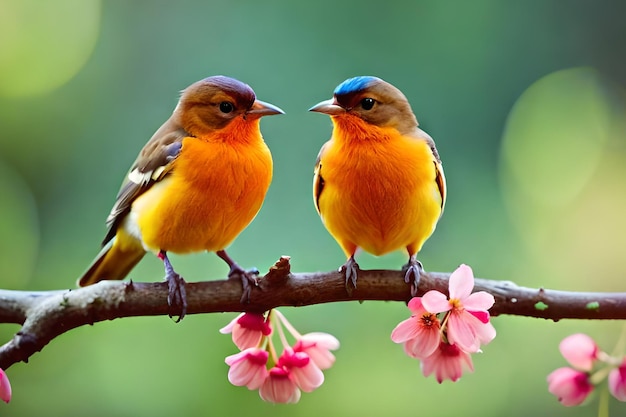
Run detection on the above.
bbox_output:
[133,129,272,254]
[318,124,442,257]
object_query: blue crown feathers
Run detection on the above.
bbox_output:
[333,76,380,96]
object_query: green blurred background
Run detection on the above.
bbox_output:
[1,0,626,415]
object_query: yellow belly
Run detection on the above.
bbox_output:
[318,137,442,257]
[130,138,272,254]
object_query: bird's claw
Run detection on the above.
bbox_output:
[228,265,260,303]
[403,258,423,296]
[340,256,360,296]
[166,272,187,322]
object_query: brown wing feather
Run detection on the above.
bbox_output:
[102,117,189,245]
[410,128,446,214]
[434,159,446,214]
[313,142,329,215]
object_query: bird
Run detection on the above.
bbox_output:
[309,76,446,295]
[78,75,283,320]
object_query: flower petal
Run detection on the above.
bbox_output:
[468,310,490,324]
[225,348,269,389]
[219,313,244,334]
[407,297,427,315]
[292,363,324,392]
[278,351,324,392]
[293,333,339,370]
[420,342,473,383]
[294,333,340,370]
[463,291,495,312]
[559,334,598,371]
[448,264,474,300]
[259,367,301,404]
[465,312,496,344]
[237,312,272,335]
[0,369,11,404]
[608,361,626,401]
[446,312,480,353]
[403,327,441,359]
[421,290,451,314]
[547,367,593,406]
[300,332,340,351]
[391,318,423,343]
[475,320,496,346]
[232,330,264,351]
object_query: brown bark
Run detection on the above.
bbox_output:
[1,257,624,369]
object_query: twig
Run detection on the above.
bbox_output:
[1,256,625,369]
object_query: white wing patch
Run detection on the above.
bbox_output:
[127,167,165,186]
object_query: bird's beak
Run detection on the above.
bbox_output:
[308,98,346,115]
[247,100,285,117]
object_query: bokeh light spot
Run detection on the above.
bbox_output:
[500,67,626,288]
[0,0,101,97]
[500,67,611,208]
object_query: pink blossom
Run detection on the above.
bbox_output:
[609,360,626,401]
[421,341,474,383]
[259,367,301,404]
[547,367,593,406]
[421,264,496,352]
[278,350,324,392]
[222,309,339,402]
[225,348,269,389]
[559,334,598,372]
[0,369,10,404]
[220,312,271,350]
[391,297,441,359]
[293,332,340,370]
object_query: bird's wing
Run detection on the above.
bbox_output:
[313,142,329,215]
[414,128,446,215]
[434,157,446,215]
[102,119,189,245]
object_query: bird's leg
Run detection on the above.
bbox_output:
[158,250,187,322]
[340,255,360,295]
[403,254,423,297]
[216,250,259,303]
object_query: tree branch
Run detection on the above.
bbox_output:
[1,256,625,370]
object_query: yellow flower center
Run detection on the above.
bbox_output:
[449,298,463,310]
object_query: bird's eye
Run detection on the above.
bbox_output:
[219,102,234,113]
[360,98,375,110]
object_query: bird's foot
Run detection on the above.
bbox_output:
[166,271,187,322]
[340,256,360,296]
[228,264,260,304]
[216,250,259,303]
[403,257,423,297]
[159,251,187,322]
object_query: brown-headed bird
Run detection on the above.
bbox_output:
[78,76,283,319]
[310,76,445,295]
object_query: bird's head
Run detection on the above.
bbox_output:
[309,76,418,135]
[175,75,283,137]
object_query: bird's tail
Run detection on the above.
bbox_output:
[78,234,146,287]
